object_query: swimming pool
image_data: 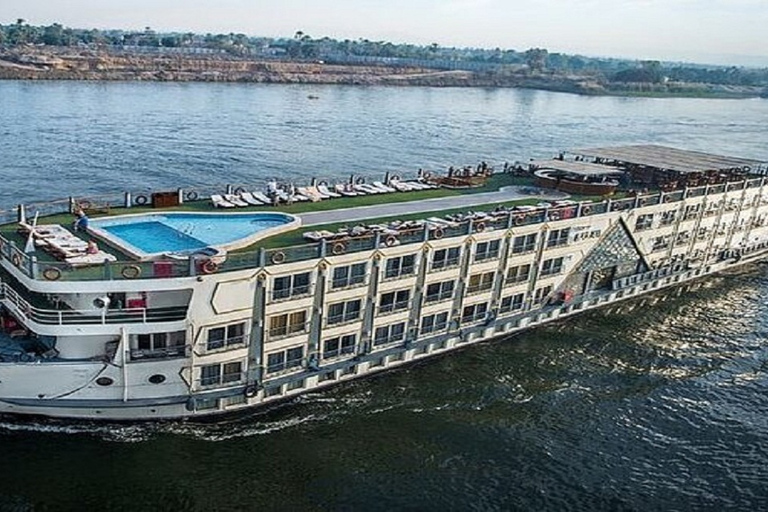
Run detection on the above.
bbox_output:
[90,212,299,259]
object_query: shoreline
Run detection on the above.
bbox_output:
[0,47,765,100]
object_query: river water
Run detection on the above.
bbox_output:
[0,82,767,510]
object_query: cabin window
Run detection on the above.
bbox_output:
[684,204,701,220]
[373,322,406,346]
[200,361,243,386]
[420,312,449,334]
[384,254,416,279]
[499,293,525,314]
[431,247,461,270]
[506,264,531,284]
[268,311,307,339]
[660,210,677,226]
[676,231,691,246]
[475,240,500,262]
[532,285,553,305]
[323,334,357,359]
[379,289,411,314]
[206,322,246,350]
[332,263,367,289]
[327,299,362,325]
[272,272,311,300]
[547,228,570,248]
[512,234,537,254]
[635,214,654,231]
[133,331,187,359]
[424,280,455,303]
[540,257,564,277]
[461,302,488,323]
[651,235,671,252]
[266,346,305,374]
[467,271,495,294]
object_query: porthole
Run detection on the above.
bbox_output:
[96,377,114,386]
[148,374,166,385]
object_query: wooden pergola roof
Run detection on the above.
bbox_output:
[568,145,766,174]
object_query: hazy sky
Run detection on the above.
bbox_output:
[5,0,767,65]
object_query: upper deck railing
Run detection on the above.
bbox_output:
[0,177,766,283]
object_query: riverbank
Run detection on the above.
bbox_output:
[0,47,765,99]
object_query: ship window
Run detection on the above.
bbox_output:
[133,331,187,359]
[207,322,247,350]
[506,264,531,284]
[96,377,114,386]
[540,257,564,277]
[420,312,449,334]
[475,240,500,262]
[272,272,311,300]
[424,280,454,302]
[374,322,406,346]
[332,263,367,289]
[384,254,416,279]
[512,234,537,254]
[323,334,357,359]
[327,299,362,325]
[432,247,461,270]
[660,210,677,226]
[547,228,570,248]
[266,346,305,374]
[635,214,654,231]
[499,293,525,314]
[268,311,307,339]
[533,285,553,305]
[379,289,410,314]
[467,272,495,294]
[461,302,488,323]
[200,361,243,386]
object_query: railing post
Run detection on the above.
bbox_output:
[124,192,132,208]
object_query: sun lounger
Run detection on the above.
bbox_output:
[224,194,249,207]
[355,184,382,194]
[334,184,360,197]
[297,187,323,202]
[373,181,397,193]
[389,180,413,192]
[240,192,265,206]
[211,194,237,208]
[317,185,342,198]
[65,251,118,267]
[251,191,273,204]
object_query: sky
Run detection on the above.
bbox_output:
[4,0,768,66]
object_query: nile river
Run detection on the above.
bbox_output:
[0,82,767,510]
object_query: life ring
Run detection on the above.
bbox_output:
[318,180,328,187]
[549,211,560,221]
[201,259,218,274]
[121,265,142,279]
[355,177,365,185]
[271,251,286,264]
[581,206,591,215]
[638,198,646,206]
[475,222,486,233]
[423,171,432,179]
[134,195,148,206]
[514,215,525,225]
[244,385,259,398]
[42,267,61,281]
[234,186,246,195]
[664,195,672,203]
[391,174,401,181]
[384,235,397,247]
[11,253,21,267]
[185,190,199,201]
[78,200,92,210]
[433,228,445,239]
[332,242,345,255]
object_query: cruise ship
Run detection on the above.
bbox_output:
[0,145,766,420]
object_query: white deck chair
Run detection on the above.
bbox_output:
[317,184,342,198]
[251,191,273,204]
[373,181,397,193]
[211,194,237,208]
[240,191,265,206]
[334,184,360,197]
[224,194,249,207]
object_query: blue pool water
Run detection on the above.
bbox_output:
[93,212,292,254]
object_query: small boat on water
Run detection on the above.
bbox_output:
[0,144,767,420]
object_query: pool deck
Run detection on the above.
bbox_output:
[299,186,568,226]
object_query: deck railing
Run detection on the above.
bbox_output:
[1,177,767,282]
[0,282,188,325]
